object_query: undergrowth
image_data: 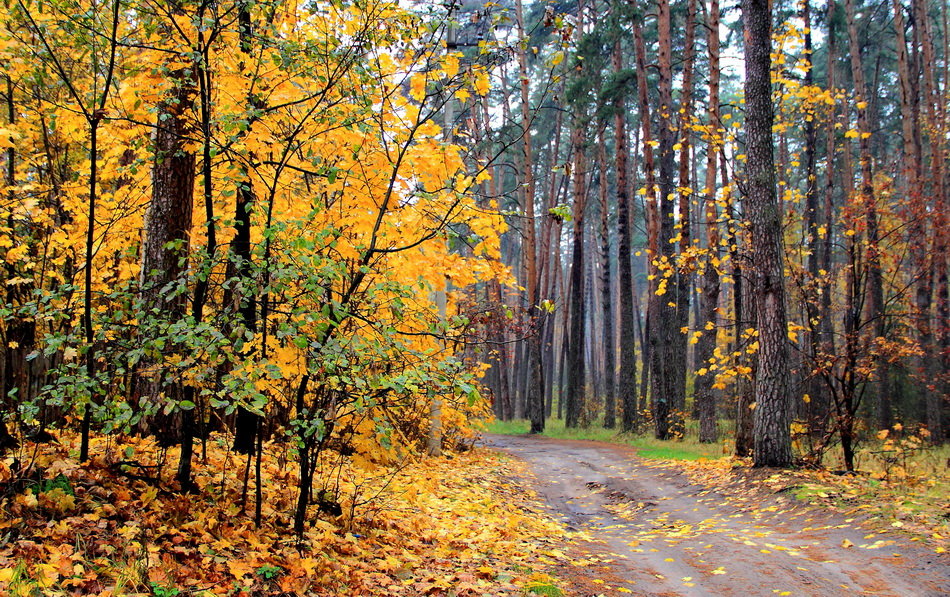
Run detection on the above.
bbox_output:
[0,431,572,595]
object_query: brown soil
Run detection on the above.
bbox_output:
[484,434,949,597]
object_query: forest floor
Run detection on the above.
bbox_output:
[485,433,950,597]
[1,430,947,596]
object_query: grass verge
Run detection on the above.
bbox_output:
[482,417,728,461]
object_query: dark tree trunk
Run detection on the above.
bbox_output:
[845,0,889,433]
[139,69,196,449]
[914,0,947,443]
[695,0,721,444]
[650,0,680,440]
[514,0,544,434]
[232,0,262,456]
[800,0,826,434]
[673,0,698,417]
[597,132,616,429]
[565,127,588,429]
[614,31,638,433]
[743,0,793,467]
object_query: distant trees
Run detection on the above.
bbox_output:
[479,0,948,466]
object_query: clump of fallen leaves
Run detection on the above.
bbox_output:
[0,432,569,595]
[661,451,949,555]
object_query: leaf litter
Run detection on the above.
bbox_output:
[0,431,574,595]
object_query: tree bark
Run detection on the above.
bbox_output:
[845,0,889,432]
[597,130,616,428]
[743,0,793,467]
[614,26,638,433]
[674,0,698,418]
[565,123,588,428]
[650,0,680,440]
[515,0,545,434]
[914,0,947,443]
[695,0,721,444]
[139,68,196,448]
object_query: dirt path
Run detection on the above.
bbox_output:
[484,434,949,597]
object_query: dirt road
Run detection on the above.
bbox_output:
[485,434,949,597]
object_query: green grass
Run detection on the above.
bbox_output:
[482,417,728,461]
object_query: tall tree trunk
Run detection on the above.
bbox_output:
[565,126,588,428]
[0,73,22,453]
[819,0,838,411]
[634,16,656,425]
[914,0,947,443]
[695,0,721,444]
[177,19,220,489]
[232,0,262,455]
[598,130,616,428]
[893,0,936,442]
[845,0,889,431]
[674,0,698,418]
[515,0,544,434]
[139,69,196,449]
[541,78,567,421]
[743,0,793,467]
[615,29,639,433]
[650,0,680,440]
[800,0,825,435]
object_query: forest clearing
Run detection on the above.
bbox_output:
[0,0,948,594]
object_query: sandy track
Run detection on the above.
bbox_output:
[484,434,949,597]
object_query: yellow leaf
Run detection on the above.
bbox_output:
[410,73,428,101]
[552,50,565,66]
[841,539,854,548]
[443,53,460,79]
[474,72,490,96]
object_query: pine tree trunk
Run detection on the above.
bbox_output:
[893,0,936,442]
[845,0,889,432]
[743,0,793,467]
[695,0,721,444]
[565,125,588,428]
[139,69,196,448]
[615,30,639,433]
[914,0,947,443]
[650,0,680,440]
[673,0,698,418]
[515,0,545,434]
[819,0,838,425]
[800,0,826,434]
[598,132,616,428]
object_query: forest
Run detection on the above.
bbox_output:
[0,0,947,594]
